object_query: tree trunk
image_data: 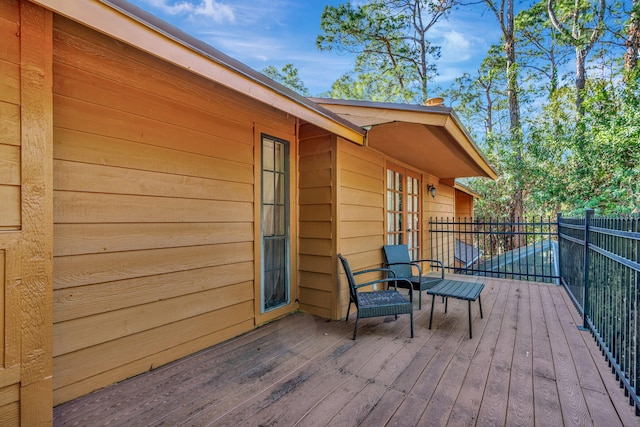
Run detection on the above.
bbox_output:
[505,0,524,246]
[625,0,639,75]
[485,85,493,135]
[575,48,587,115]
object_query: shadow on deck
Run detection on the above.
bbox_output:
[54,275,638,426]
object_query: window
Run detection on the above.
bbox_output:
[261,135,290,312]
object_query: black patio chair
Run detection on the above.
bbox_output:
[338,254,414,340]
[382,244,444,310]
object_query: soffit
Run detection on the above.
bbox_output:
[312,99,497,180]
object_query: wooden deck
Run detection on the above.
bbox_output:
[53,276,638,426]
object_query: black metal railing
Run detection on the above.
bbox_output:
[559,210,640,415]
[429,217,559,283]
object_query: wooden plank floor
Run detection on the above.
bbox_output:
[54,276,639,426]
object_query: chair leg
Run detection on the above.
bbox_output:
[468,300,473,339]
[429,294,436,329]
[418,289,422,310]
[346,302,351,323]
[479,295,484,318]
[410,312,414,338]
[352,316,359,340]
[445,297,448,313]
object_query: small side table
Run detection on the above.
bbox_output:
[427,280,485,339]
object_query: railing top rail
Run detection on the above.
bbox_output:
[429,217,557,225]
[590,225,640,241]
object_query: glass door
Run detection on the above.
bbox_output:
[261,135,290,312]
[386,163,422,260]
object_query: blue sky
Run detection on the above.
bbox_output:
[128,0,503,96]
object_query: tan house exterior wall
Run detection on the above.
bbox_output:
[455,190,474,219]
[51,15,299,405]
[298,126,336,319]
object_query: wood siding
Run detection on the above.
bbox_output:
[0,8,22,421]
[455,190,475,252]
[427,184,456,267]
[298,125,335,319]
[0,1,54,424]
[455,190,474,219]
[0,1,21,233]
[51,16,296,405]
[336,138,386,318]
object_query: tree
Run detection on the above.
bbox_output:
[547,0,606,114]
[317,0,456,103]
[262,63,311,96]
[606,0,640,78]
[324,71,414,102]
[481,0,526,230]
[443,44,509,139]
[515,1,572,99]
[624,0,639,73]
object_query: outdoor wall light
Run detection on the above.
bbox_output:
[427,184,437,199]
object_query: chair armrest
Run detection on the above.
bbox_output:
[354,278,413,301]
[413,259,445,279]
[353,267,396,278]
[385,261,424,277]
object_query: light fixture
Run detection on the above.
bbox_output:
[427,184,437,199]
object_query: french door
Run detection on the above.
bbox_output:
[261,134,290,312]
[386,163,422,260]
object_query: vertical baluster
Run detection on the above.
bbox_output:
[630,215,640,415]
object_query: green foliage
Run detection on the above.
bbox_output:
[322,71,415,102]
[262,63,311,97]
[312,1,640,217]
[317,0,454,102]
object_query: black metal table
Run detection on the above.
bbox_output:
[427,280,484,338]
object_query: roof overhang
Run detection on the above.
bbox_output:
[30,0,365,145]
[311,98,497,180]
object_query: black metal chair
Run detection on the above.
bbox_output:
[382,244,444,309]
[338,254,414,340]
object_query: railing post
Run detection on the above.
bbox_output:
[581,208,594,330]
[557,212,562,285]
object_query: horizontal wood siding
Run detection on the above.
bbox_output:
[52,16,295,404]
[455,190,474,219]
[336,139,385,318]
[0,0,21,232]
[426,183,456,267]
[455,190,474,248]
[298,126,335,318]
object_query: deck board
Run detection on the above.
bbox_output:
[53,276,638,426]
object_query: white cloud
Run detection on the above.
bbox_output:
[441,31,471,61]
[141,0,235,23]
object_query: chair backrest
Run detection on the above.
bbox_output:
[337,254,359,308]
[382,244,413,278]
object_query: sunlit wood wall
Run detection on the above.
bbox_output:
[0,1,54,424]
[50,14,297,405]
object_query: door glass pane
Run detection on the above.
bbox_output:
[263,138,274,170]
[263,171,275,204]
[275,142,284,171]
[262,135,289,312]
[263,205,274,236]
